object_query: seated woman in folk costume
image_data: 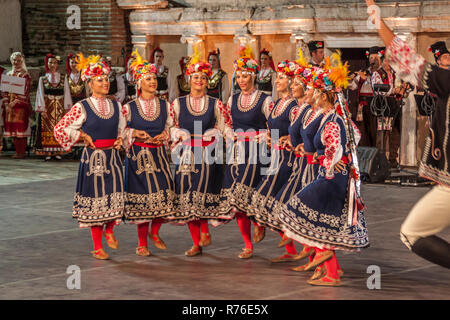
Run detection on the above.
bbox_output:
[54,54,127,260]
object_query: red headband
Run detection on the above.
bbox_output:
[66,53,75,74]
[45,53,58,73]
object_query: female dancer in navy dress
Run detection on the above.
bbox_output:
[54,54,127,260]
[122,51,176,256]
[168,56,230,257]
[217,55,274,259]
[278,55,369,286]
[247,60,302,262]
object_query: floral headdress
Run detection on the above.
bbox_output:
[129,49,157,82]
[75,53,111,82]
[277,60,297,77]
[311,51,350,92]
[186,45,212,77]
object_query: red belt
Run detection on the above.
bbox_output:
[182,137,216,147]
[236,130,264,142]
[294,153,305,158]
[272,143,288,151]
[93,139,115,149]
[133,141,162,148]
[318,155,349,167]
[306,154,319,164]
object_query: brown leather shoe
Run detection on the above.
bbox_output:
[185,245,202,257]
[304,250,333,271]
[199,232,211,247]
[291,262,312,272]
[238,248,253,259]
[307,275,342,287]
[295,247,315,260]
[150,233,167,250]
[253,225,265,243]
[270,253,304,263]
[136,246,151,257]
[277,234,293,248]
[310,265,327,281]
[104,231,119,250]
[91,248,109,260]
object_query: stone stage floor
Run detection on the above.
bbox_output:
[0,156,448,300]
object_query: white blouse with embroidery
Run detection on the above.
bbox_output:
[320,111,361,180]
[35,72,73,112]
[168,95,230,142]
[122,96,173,149]
[53,96,128,152]
[224,90,274,138]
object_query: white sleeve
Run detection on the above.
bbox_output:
[168,98,181,141]
[168,69,177,104]
[34,77,45,112]
[53,102,85,151]
[121,103,134,149]
[271,72,278,101]
[221,73,230,104]
[348,75,360,91]
[114,75,126,104]
[262,95,274,119]
[63,75,73,110]
[173,74,180,99]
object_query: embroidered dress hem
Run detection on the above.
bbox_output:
[278,200,369,252]
[125,190,177,223]
[218,183,260,218]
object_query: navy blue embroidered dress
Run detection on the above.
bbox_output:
[218,90,272,218]
[124,98,176,223]
[278,110,369,251]
[247,98,298,228]
[60,98,126,228]
[169,95,224,223]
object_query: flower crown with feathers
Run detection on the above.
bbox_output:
[277,60,297,77]
[75,53,111,82]
[128,49,157,82]
[185,45,212,77]
[234,44,259,73]
[293,48,350,92]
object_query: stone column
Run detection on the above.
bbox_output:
[180,32,202,57]
[131,34,155,61]
[289,31,310,60]
[395,32,418,167]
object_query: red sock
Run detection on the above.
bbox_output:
[200,219,209,233]
[188,220,201,246]
[137,222,149,247]
[150,218,163,236]
[90,226,103,251]
[105,221,115,234]
[285,241,298,255]
[235,212,252,250]
[334,251,342,272]
[324,250,339,279]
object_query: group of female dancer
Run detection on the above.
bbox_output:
[54,46,369,287]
